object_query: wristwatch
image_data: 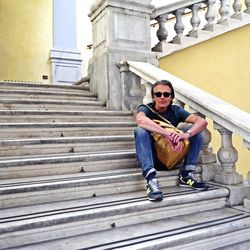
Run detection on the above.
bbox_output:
[186,130,192,138]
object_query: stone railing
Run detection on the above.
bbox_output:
[118,60,250,186]
[151,0,250,53]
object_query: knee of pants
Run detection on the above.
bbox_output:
[191,131,204,146]
[134,126,151,138]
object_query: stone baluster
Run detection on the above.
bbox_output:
[243,139,250,150]
[173,99,185,109]
[218,0,230,25]
[204,0,216,31]
[172,8,185,44]
[232,0,242,19]
[213,122,243,184]
[245,0,250,13]
[186,109,217,180]
[141,79,152,104]
[199,114,217,164]
[152,15,168,52]
[188,3,202,38]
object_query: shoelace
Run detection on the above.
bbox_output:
[188,172,199,182]
[149,179,160,192]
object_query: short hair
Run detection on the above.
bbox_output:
[151,80,175,104]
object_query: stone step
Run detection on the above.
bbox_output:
[0,149,137,178]
[0,89,97,102]
[0,110,134,122]
[171,227,250,249]
[0,98,105,111]
[0,169,181,208]
[0,135,135,157]
[0,121,136,139]
[0,168,144,206]
[0,186,231,249]
[49,208,247,250]
[0,81,86,92]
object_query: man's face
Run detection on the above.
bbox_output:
[152,84,172,111]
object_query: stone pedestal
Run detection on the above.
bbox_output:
[89,0,157,110]
[50,49,82,85]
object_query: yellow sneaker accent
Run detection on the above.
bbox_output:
[187,179,194,186]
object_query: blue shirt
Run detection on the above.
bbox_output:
[137,103,190,127]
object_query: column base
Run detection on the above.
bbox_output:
[244,199,250,211]
[200,163,222,182]
[50,48,82,85]
[214,171,243,185]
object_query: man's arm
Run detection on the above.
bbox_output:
[136,111,184,152]
[184,114,208,137]
[135,111,171,138]
[169,114,208,143]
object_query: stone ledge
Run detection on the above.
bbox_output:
[158,13,250,58]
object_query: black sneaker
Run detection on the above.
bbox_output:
[146,178,163,201]
[179,172,208,191]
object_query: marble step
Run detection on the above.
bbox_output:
[0,149,137,179]
[0,168,148,207]
[0,110,134,122]
[171,227,250,249]
[0,98,105,111]
[0,81,87,92]
[0,89,97,102]
[0,121,135,139]
[0,135,135,157]
[0,187,231,249]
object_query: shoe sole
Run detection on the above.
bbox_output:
[147,196,163,201]
[179,183,208,191]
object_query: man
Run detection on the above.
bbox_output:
[134,80,208,201]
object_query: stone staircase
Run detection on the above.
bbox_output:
[0,81,250,249]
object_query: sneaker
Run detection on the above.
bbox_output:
[146,178,163,201]
[179,172,208,191]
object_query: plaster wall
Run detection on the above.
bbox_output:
[0,0,52,83]
[159,25,250,178]
[76,0,94,76]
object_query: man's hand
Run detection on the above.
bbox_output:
[164,134,183,152]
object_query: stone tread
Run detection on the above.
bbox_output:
[2,203,248,250]
[0,149,136,167]
[0,81,87,90]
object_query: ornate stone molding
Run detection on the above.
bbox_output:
[50,49,82,85]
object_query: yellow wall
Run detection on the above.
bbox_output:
[160,25,250,179]
[0,0,52,83]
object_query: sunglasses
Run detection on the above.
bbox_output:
[154,92,172,98]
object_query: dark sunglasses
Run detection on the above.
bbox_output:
[154,92,172,98]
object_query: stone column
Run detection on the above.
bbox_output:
[50,0,82,85]
[213,122,243,184]
[89,0,157,110]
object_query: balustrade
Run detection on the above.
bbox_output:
[245,0,250,13]
[118,61,250,185]
[151,0,250,52]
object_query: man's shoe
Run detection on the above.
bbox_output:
[179,172,208,191]
[146,178,163,201]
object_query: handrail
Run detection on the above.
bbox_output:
[151,0,205,19]
[125,60,250,146]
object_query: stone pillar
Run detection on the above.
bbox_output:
[50,0,82,85]
[89,0,157,110]
[213,122,243,184]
